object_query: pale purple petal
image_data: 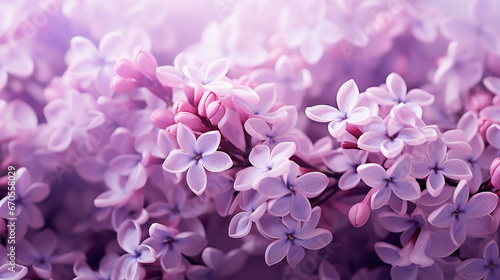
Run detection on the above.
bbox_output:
[229,212,252,238]
[200,151,232,172]
[346,107,372,125]
[258,214,287,239]
[163,151,194,173]
[366,87,397,105]
[161,247,181,270]
[117,220,140,254]
[245,118,272,140]
[294,172,328,197]
[358,131,387,152]
[286,243,305,266]
[463,192,498,218]
[290,192,312,221]
[427,172,445,197]
[405,89,434,106]
[234,167,264,191]
[338,169,361,190]
[456,259,488,280]
[411,157,433,178]
[451,219,466,246]
[374,242,400,265]
[295,229,332,250]
[249,145,271,169]
[391,265,418,280]
[268,195,293,216]
[257,177,289,198]
[305,105,343,122]
[358,163,387,189]
[337,79,359,113]
[205,58,228,82]
[371,186,391,209]
[195,132,220,155]
[48,126,73,152]
[187,162,207,195]
[486,124,500,149]
[176,124,197,155]
[265,239,290,266]
[441,159,473,180]
[428,204,455,228]
[484,241,500,264]
[323,151,351,172]
[174,232,207,256]
[391,179,420,201]
[386,73,407,101]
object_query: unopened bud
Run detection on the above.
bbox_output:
[206,101,225,125]
[174,112,208,132]
[173,100,197,114]
[348,202,370,227]
[149,109,175,129]
[491,158,500,189]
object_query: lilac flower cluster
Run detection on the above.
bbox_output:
[1,0,500,279]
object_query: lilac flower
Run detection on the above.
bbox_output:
[244,108,299,149]
[67,32,123,95]
[163,124,233,195]
[17,229,84,279]
[323,148,368,190]
[281,0,342,64]
[228,190,267,238]
[234,142,296,191]
[144,223,207,271]
[366,73,434,117]
[357,108,426,159]
[114,220,156,280]
[257,162,328,221]
[411,141,473,197]
[357,155,420,210]
[43,90,105,152]
[428,180,498,246]
[257,207,332,266]
[182,57,233,96]
[306,79,372,138]
[457,240,500,280]
[0,44,34,91]
[0,167,49,239]
[480,105,500,149]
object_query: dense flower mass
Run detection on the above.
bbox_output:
[1,0,500,279]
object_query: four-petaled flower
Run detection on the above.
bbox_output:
[457,240,500,280]
[258,207,333,266]
[357,155,421,210]
[428,180,498,246]
[306,79,372,138]
[163,124,233,195]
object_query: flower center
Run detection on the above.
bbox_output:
[489,263,495,270]
[195,155,202,160]
[287,234,294,240]
[453,210,460,216]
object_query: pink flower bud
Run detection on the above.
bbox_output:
[149,109,175,129]
[166,123,178,137]
[491,158,500,189]
[133,46,157,78]
[478,117,495,143]
[173,100,197,114]
[198,92,218,117]
[348,202,370,227]
[174,112,208,132]
[110,76,140,94]
[206,101,225,125]
[115,59,142,80]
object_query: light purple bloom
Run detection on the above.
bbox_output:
[306,79,372,138]
[163,124,233,195]
[258,207,332,266]
[428,180,498,246]
[323,148,368,190]
[357,155,421,210]
[457,240,500,280]
[366,73,434,117]
[411,141,473,197]
[114,220,156,280]
[257,162,328,221]
[234,142,296,191]
[144,223,207,271]
[0,245,28,280]
[228,190,267,238]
